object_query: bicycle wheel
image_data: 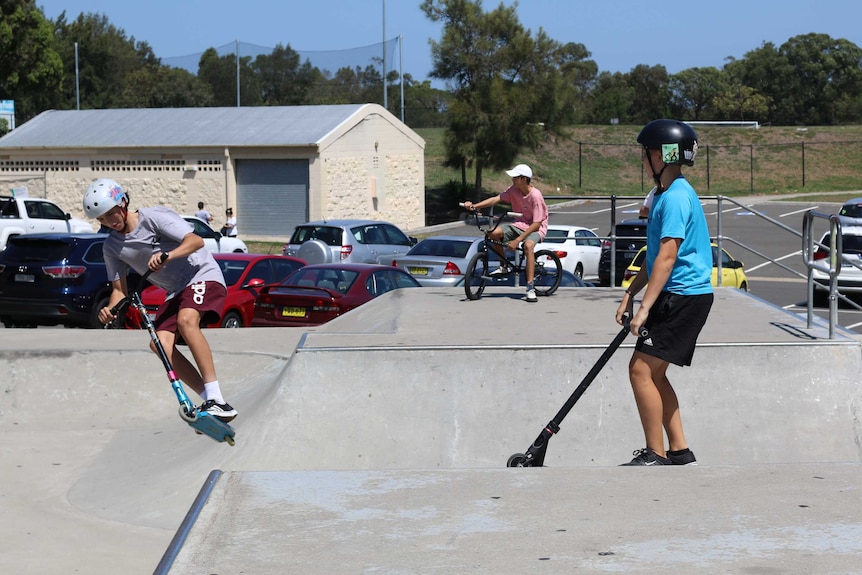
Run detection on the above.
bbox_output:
[533,249,563,296]
[464,252,490,300]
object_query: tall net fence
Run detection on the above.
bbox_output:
[162,38,400,81]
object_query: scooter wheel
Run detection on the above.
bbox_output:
[507,453,528,467]
[178,405,198,423]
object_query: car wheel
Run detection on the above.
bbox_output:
[221,311,242,328]
[574,263,584,279]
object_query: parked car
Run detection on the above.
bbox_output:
[598,218,648,286]
[391,236,484,287]
[133,253,306,328]
[282,219,417,265]
[837,198,862,225]
[252,263,421,327]
[536,225,602,279]
[183,216,248,253]
[620,244,749,291]
[0,233,141,329]
[811,226,862,301]
[0,195,93,251]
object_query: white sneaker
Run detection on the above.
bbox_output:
[525,288,537,302]
[489,265,511,276]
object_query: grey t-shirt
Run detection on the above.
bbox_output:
[104,207,225,298]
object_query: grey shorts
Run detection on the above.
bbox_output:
[635,291,714,366]
[500,223,541,245]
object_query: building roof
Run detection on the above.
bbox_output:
[0,104,423,150]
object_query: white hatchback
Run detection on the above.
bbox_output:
[536,225,602,280]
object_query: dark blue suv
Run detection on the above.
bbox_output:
[0,233,139,329]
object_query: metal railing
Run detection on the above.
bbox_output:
[546,194,857,338]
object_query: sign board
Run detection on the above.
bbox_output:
[0,100,15,130]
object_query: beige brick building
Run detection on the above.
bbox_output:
[0,104,425,240]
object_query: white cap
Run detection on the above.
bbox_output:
[505,164,533,179]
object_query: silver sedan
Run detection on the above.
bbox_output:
[391,236,484,287]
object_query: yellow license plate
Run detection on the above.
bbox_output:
[281,306,306,318]
[408,267,429,276]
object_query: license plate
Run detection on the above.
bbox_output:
[14,273,34,283]
[281,306,306,318]
[408,267,429,276]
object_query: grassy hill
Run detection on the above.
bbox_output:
[416,125,862,225]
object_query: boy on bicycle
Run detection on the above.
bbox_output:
[462,164,549,302]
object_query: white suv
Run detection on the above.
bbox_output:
[812,226,862,301]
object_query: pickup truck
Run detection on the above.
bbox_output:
[0,196,93,250]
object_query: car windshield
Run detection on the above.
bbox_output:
[284,268,359,294]
[839,203,862,218]
[2,238,75,262]
[616,224,647,237]
[218,260,250,287]
[542,229,569,243]
[408,239,472,258]
[821,233,862,253]
[290,226,342,246]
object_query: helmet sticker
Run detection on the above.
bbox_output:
[685,141,699,162]
[108,183,125,203]
[662,144,680,163]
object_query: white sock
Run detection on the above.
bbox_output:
[203,381,224,404]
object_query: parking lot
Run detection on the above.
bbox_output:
[431,194,862,334]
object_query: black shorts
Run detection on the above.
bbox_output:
[635,291,713,366]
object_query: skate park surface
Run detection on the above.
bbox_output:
[1,287,861,574]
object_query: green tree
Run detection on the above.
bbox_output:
[119,66,214,108]
[253,43,315,106]
[0,0,62,122]
[584,71,634,124]
[626,64,669,124]
[198,48,261,106]
[422,0,591,198]
[668,66,727,120]
[50,12,159,110]
[711,82,770,121]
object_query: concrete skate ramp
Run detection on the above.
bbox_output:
[2,288,861,574]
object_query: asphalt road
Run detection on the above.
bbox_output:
[443,195,862,335]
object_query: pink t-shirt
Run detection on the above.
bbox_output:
[499,185,548,239]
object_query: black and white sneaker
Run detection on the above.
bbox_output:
[198,400,237,423]
[668,448,697,465]
[621,448,671,466]
[489,264,511,276]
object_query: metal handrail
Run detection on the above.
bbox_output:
[546,194,859,338]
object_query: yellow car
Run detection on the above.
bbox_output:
[621,244,749,291]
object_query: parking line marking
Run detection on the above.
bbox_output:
[745,251,803,273]
[780,206,817,218]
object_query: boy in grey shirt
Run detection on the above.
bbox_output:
[83,179,237,422]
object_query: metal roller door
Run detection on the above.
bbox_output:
[235,159,309,236]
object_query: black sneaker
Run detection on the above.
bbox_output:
[620,448,671,466]
[667,448,697,465]
[198,399,237,423]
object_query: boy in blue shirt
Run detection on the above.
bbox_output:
[615,120,713,466]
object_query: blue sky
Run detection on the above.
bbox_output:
[38,0,862,85]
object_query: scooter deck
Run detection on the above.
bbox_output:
[184,411,236,446]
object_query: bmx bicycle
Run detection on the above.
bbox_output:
[460,204,562,300]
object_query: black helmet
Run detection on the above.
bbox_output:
[637,119,698,166]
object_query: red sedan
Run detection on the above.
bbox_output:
[252,263,421,327]
[133,253,306,328]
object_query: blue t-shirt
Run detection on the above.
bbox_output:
[646,177,713,295]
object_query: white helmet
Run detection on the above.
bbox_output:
[83,179,127,218]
